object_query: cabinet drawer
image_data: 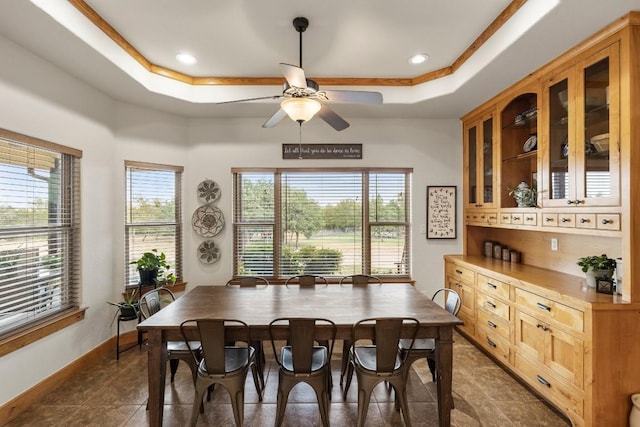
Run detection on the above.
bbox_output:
[511,213,524,225]
[576,213,596,229]
[486,212,498,224]
[523,213,537,226]
[477,291,510,321]
[477,309,510,341]
[597,213,620,231]
[477,327,510,364]
[542,213,558,227]
[477,274,510,300]
[446,262,475,284]
[515,354,583,418]
[515,289,583,333]
[558,213,576,228]
[500,213,512,224]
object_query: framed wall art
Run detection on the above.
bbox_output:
[427,186,457,239]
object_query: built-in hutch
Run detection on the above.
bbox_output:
[449,12,640,427]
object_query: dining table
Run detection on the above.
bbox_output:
[137,283,462,426]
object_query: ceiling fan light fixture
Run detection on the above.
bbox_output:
[409,53,429,64]
[281,97,321,123]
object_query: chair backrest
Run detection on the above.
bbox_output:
[139,287,176,319]
[352,317,419,373]
[180,318,251,374]
[269,317,336,373]
[431,288,461,316]
[285,274,328,288]
[339,274,382,286]
[225,276,269,288]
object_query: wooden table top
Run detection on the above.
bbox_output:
[138,284,462,335]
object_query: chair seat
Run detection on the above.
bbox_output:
[197,346,255,377]
[280,346,328,373]
[353,346,402,373]
[398,338,435,351]
[167,340,201,354]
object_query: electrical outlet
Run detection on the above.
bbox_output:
[551,238,558,251]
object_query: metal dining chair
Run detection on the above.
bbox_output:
[398,288,461,382]
[180,318,262,427]
[342,317,419,427]
[338,274,382,385]
[139,287,200,384]
[284,274,328,288]
[224,276,269,392]
[269,317,337,427]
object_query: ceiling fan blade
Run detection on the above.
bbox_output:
[262,108,288,128]
[279,63,307,88]
[323,90,383,104]
[317,104,350,131]
[216,95,281,105]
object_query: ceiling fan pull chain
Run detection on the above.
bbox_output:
[298,122,303,159]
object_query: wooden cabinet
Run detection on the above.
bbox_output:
[445,260,476,337]
[464,112,496,210]
[540,43,620,208]
[444,255,640,427]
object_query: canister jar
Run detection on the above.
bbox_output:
[502,247,511,261]
[493,244,503,259]
[484,241,494,258]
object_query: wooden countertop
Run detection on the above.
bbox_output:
[444,255,638,310]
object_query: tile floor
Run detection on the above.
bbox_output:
[6,332,570,426]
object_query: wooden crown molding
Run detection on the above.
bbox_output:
[68,0,526,87]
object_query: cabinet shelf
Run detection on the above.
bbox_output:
[503,150,537,162]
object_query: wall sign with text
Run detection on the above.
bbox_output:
[427,186,457,239]
[282,144,362,159]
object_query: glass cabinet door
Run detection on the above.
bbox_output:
[464,114,495,209]
[575,44,620,206]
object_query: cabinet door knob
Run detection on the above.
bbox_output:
[602,219,613,224]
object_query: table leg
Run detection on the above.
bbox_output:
[146,329,167,427]
[435,326,454,427]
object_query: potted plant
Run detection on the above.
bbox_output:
[508,181,537,207]
[577,254,616,288]
[108,288,139,321]
[130,249,176,286]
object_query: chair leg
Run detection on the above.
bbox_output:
[169,358,180,382]
[356,383,374,427]
[230,388,245,427]
[275,375,294,427]
[339,339,352,385]
[250,361,263,401]
[190,381,209,427]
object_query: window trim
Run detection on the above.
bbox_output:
[0,128,83,355]
[232,167,412,280]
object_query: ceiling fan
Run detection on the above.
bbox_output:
[217,17,383,131]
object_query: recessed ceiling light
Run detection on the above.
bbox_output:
[176,52,197,65]
[409,54,429,65]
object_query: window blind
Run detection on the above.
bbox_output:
[0,132,81,337]
[233,168,411,279]
[125,162,183,286]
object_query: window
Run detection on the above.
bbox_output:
[233,168,411,278]
[0,129,81,337]
[125,162,183,286]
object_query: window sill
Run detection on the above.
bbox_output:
[124,281,187,297]
[0,307,87,357]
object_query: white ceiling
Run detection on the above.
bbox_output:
[0,0,639,121]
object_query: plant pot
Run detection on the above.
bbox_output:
[138,268,158,286]
[585,269,613,288]
[119,304,138,319]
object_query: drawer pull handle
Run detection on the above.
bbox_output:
[502,216,509,221]
[545,217,554,222]
[487,338,496,348]
[567,200,575,205]
[536,302,551,311]
[526,217,533,221]
[486,301,496,309]
[487,320,497,328]
[536,375,551,387]
[455,282,462,288]
[601,219,613,225]
[560,217,570,223]
[455,269,463,275]
[536,323,549,332]
[579,217,590,224]
[487,283,497,289]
